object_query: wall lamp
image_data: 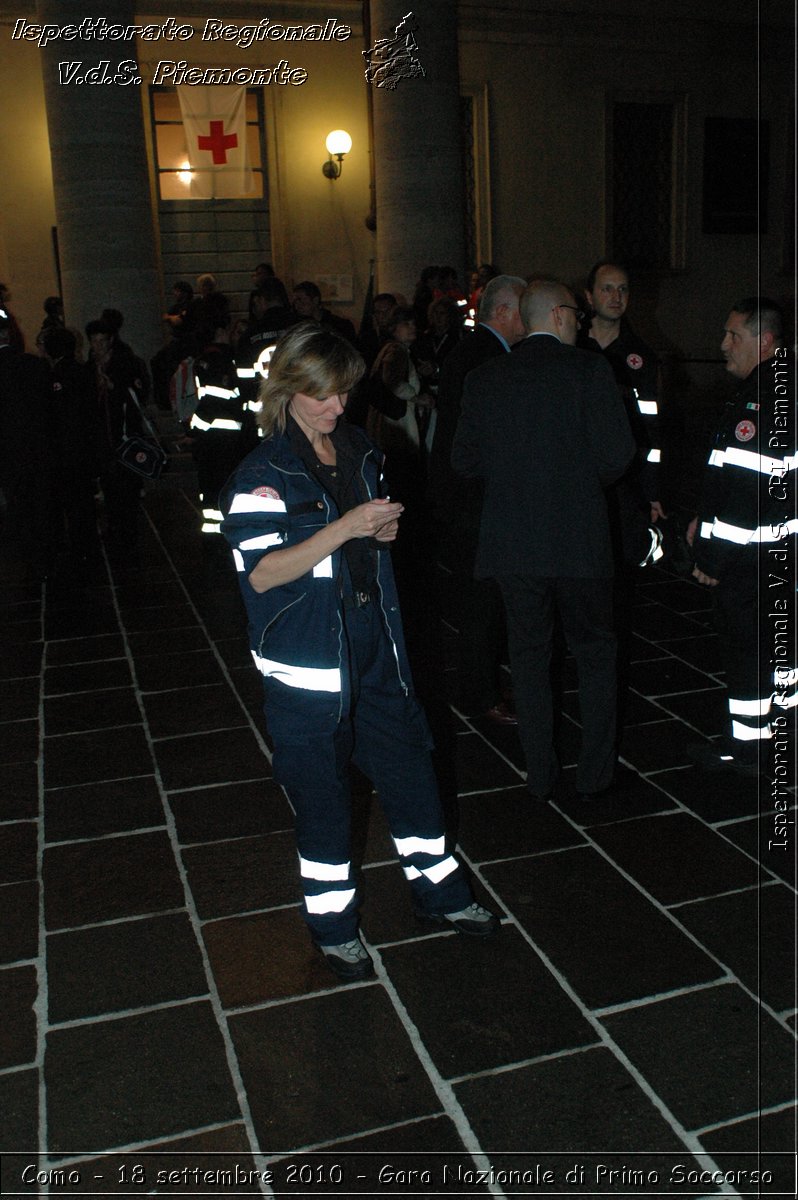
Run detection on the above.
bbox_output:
[322,129,352,179]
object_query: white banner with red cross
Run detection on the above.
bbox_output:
[177,86,253,199]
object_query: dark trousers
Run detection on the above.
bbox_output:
[269,599,471,944]
[453,571,508,713]
[99,461,140,544]
[497,575,617,796]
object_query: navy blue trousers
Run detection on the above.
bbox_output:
[268,599,472,944]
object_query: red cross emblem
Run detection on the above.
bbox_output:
[734,419,756,443]
[197,121,238,164]
[626,353,644,369]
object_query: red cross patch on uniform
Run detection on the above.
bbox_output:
[252,485,281,500]
[626,353,644,369]
[734,419,756,443]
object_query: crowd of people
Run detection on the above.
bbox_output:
[0,260,792,975]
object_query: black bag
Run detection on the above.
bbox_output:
[116,434,168,479]
[116,388,168,479]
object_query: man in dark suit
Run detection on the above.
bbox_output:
[452,278,635,800]
[429,275,526,724]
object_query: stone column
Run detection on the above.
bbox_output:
[368,0,465,300]
[36,0,162,359]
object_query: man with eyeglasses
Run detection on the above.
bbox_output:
[579,261,665,570]
[452,279,635,802]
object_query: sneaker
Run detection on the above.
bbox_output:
[316,937,375,981]
[417,902,500,937]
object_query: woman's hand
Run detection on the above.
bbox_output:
[342,498,404,540]
[248,499,404,593]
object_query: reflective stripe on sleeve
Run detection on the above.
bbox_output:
[251,651,342,692]
[232,549,245,572]
[305,888,357,914]
[190,414,243,432]
[637,399,658,415]
[299,857,351,882]
[197,383,241,400]
[313,555,333,578]
[393,834,446,858]
[228,492,287,515]
[709,447,798,475]
[646,448,661,463]
[705,517,798,545]
[239,532,283,551]
[403,865,423,881]
[202,507,223,521]
[236,367,257,379]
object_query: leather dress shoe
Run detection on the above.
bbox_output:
[483,701,517,725]
[576,784,616,801]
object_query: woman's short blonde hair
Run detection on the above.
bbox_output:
[258,321,365,436]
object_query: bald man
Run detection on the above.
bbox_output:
[452,279,635,800]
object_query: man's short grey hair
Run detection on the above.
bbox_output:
[520,278,573,331]
[478,275,527,322]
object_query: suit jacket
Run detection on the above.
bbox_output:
[452,333,635,579]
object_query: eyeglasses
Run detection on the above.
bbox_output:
[554,304,585,321]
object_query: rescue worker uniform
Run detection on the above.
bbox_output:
[234,307,294,421]
[190,341,251,536]
[694,354,796,766]
[221,418,474,947]
[579,323,664,568]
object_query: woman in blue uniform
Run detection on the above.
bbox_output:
[221,322,497,979]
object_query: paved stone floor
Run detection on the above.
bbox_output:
[0,463,795,1198]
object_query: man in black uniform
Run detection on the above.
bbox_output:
[453,279,635,801]
[687,297,795,776]
[579,260,664,568]
[235,279,294,415]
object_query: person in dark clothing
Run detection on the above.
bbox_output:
[152,282,195,410]
[189,295,250,538]
[579,261,665,569]
[235,279,295,407]
[687,297,795,776]
[41,326,101,568]
[415,295,463,404]
[40,296,65,332]
[86,317,146,551]
[452,278,635,801]
[429,275,526,724]
[221,322,498,981]
[0,306,54,574]
[356,291,397,371]
[292,281,357,344]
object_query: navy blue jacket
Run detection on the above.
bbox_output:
[221,422,413,732]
